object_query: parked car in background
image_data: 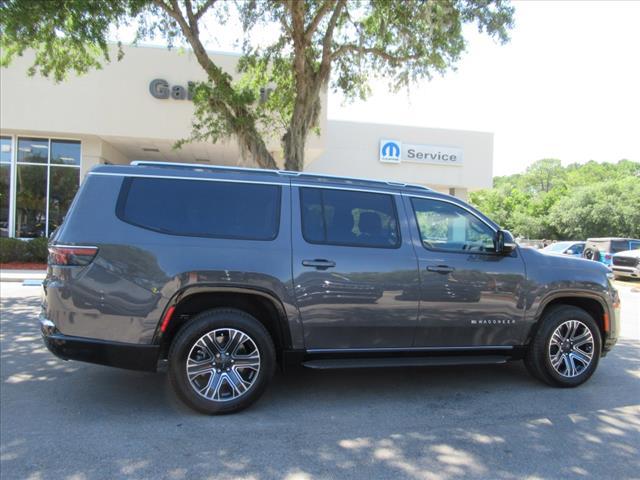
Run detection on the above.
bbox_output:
[583,238,640,267]
[542,241,585,257]
[611,249,640,280]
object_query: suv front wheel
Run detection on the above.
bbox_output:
[525,305,602,387]
[168,308,276,414]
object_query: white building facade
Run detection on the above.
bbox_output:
[0,45,493,238]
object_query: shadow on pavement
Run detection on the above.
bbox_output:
[1,287,639,480]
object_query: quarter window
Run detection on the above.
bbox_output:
[411,198,496,253]
[300,187,400,248]
[118,177,281,240]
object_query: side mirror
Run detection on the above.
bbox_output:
[495,230,517,255]
[566,249,574,255]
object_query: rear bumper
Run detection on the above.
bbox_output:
[40,316,159,372]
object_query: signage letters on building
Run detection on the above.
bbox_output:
[149,79,195,100]
[379,139,463,166]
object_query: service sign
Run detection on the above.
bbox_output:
[379,139,463,166]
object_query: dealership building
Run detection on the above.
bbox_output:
[0,45,493,239]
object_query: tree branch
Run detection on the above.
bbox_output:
[318,0,346,80]
[183,0,197,31]
[332,44,422,63]
[304,0,333,42]
[195,0,217,20]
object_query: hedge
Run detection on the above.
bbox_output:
[0,237,49,263]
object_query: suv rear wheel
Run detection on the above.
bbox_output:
[168,308,276,414]
[525,305,601,387]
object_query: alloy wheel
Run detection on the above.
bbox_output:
[186,328,261,402]
[548,320,594,378]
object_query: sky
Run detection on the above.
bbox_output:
[326,1,640,175]
[121,0,640,176]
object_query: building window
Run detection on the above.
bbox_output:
[14,137,81,238]
[0,137,11,237]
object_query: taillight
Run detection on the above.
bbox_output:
[605,254,612,260]
[48,245,98,266]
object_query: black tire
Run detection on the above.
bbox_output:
[525,305,601,388]
[583,247,600,261]
[168,308,276,414]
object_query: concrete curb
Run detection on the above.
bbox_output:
[0,270,47,283]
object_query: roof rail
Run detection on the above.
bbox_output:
[129,160,431,191]
[130,160,279,175]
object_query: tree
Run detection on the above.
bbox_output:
[548,178,640,239]
[1,0,515,170]
[469,159,640,240]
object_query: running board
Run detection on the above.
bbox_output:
[302,355,509,370]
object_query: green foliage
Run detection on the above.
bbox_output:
[470,159,640,240]
[0,237,48,263]
[0,0,147,81]
[1,0,514,170]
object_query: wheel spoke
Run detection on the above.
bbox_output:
[551,351,564,369]
[226,369,251,396]
[187,359,214,379]
[548,319,595,378]
[223,330,247,355]
[201,371,224,400]
[550,331,564,347]
[562,354,576,376]
[186,327,261,402]
[198,333,223,357]
[233,353,260,370]
[570,349,592,367]
[572,331,593,348]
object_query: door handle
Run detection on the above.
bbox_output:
[302,259,336,269]
[427,265,454,274]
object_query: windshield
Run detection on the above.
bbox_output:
[543,242,571,252]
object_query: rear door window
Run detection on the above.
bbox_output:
[300,187,400,248]
[118,177,281,240]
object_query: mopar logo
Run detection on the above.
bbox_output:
[380,140,401,163]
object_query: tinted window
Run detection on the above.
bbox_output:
[300,187,400,248]
[611,240,631,253]
[411,198,496,253]
[118,178,281,240]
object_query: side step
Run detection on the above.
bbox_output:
[302,355,509,370]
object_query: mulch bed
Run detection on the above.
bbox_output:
[0,263,47,270]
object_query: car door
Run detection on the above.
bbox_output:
[404,195,528,348]
[291,183,420,350]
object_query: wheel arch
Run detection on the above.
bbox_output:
[154,285,292,359]
[528,292,610,347]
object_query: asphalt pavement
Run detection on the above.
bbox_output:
[1,282,638,480]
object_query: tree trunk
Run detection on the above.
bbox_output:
[283,81,323,171]
[161,2,278,170]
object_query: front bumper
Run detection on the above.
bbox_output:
[40,316,159,372]
[612,266,640,278]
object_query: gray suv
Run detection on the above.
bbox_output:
[41,162,620,414]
